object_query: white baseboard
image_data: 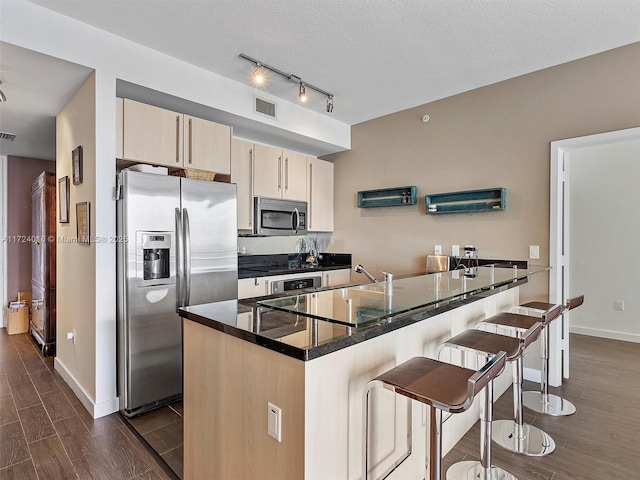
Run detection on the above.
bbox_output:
[523,366,541,384]
[570,326,640,343]
[54,357,119,419]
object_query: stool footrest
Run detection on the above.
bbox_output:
[446,461,518,480]
[522,391,576,416]
[492,419,555,456]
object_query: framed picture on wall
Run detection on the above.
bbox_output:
[72,145,83,185]
[58,176,70,223]
[76,201,90,245]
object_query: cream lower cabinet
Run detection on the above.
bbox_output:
[231,138,254,231]
[238,277,267,299]
[307,158,334,232]
[118,98,231,174]
[253,144,307,201]
[321,269,351,287]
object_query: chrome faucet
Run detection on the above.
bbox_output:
[354,265,394,284]
[354,264,378,283]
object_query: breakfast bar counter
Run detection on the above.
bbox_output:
[180,266,545,480]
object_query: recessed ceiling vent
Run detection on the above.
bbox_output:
[254,96,277,119]
[0,131,16,141]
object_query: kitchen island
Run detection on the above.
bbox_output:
[180,266,544,480]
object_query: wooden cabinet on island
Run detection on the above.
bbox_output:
[181,267,544,479]
[307,158,334,232]
[117,98,231,174]
[253,144,307,201]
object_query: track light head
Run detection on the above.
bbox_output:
[298,83,307,102]
[326,95,333,113]
[252,64,266,85]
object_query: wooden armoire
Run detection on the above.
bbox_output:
[31,172,56,355]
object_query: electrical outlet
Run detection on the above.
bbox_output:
[268,402,282,442]
[434,245,442,255]
[452,245,460,257]
[529,245,540,260]
[614,300,624,311]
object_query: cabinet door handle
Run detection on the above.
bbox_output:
[188,118,193,164]
[254,278,260,286]
[285,157,289,191]
[309,163,313,229]
[278,156,282,189]
[176,116,181,163]
[249,149,253,226]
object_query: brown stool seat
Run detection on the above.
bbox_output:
[521,295,584,313]
[482,311,541,332]
[364,352,507,480]
[442,328,535,362]
[518,295,585,417]
[374,356,503,414]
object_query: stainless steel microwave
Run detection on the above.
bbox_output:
[253,197,307,236]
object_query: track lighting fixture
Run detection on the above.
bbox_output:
[239,53,334,113]
[326,95,333,113]
[0,81,6,103]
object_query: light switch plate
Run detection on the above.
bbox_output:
[529,245,540,259]
[434,245,442,255]
[268,402,282,442]
[452,245,460,257]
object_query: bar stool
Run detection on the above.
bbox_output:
[437,322,555,472]
[479,304,562,456]
[517,295,585,416]
[437,324,542,478]
[363,351,507,480]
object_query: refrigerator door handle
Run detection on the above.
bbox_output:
[292,207,300,234]
[175,207,184,308]
[183,208,192,305]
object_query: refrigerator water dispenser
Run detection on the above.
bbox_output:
[139,232,172,282]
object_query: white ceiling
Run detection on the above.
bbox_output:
[2,0,640,160]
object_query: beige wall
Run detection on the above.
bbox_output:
[325,42,640,302]
[55,73,97,407]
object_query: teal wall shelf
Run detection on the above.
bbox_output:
[425,187,506,214]
[357,186,418,208]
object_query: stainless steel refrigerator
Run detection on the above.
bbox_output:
[116,170,237,416]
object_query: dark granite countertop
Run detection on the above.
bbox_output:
[180,266,543,361]
[238,253,352,279]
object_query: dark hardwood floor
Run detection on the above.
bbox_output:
[0,330,172,480]
[2,328,639,479]
[443,333,640,480]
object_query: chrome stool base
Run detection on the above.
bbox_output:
[522,391,576,416]
[492,419,555,457]
[447,461,518,480]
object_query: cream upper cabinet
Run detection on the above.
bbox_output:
[253,144,307,201]
[118,98,231,174]
[307,157,334,232]
[121,98,183,167]
[231,138,254,231]
[183,115,231,174]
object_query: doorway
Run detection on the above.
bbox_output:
[550,127,640,385]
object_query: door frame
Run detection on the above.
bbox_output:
[550,126,640,384]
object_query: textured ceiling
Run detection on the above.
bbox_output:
[1,0,640,160]
[24,0,640,125]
